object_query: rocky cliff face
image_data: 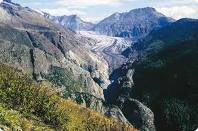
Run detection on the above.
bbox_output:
[93,7,174,39]
[0,0,105,99]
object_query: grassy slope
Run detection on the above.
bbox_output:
[0,64,136,131]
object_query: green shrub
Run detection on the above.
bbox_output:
[0,104,53,131]
[42,66,82,97]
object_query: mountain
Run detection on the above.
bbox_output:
[2,0,196,130]
[0,0,114,117]
[0,0,104,98]
[93,7,174,39]
[107,18,198,131]
[0,0,138,128]
[44,13,95,32]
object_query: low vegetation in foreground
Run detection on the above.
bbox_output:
[0,64,136,131]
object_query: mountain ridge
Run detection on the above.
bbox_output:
[43,12,95,32]
[92,7,175,39]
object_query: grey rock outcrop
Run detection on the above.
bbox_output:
[122,98,156,131]
[104,105,131,125]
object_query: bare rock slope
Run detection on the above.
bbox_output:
[0,0,105,99]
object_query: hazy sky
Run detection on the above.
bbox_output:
[11,0,198,23]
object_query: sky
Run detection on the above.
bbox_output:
[9,0,198,23]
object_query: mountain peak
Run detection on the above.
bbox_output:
[44,13,95,31]
[67,15,81,21]
[70,14,78,18]
[131,7,156,12]
[93,7,174,39]
[128,7,165,18]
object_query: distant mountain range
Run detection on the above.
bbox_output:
[44,7,174,40]
[43,12,95,32]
